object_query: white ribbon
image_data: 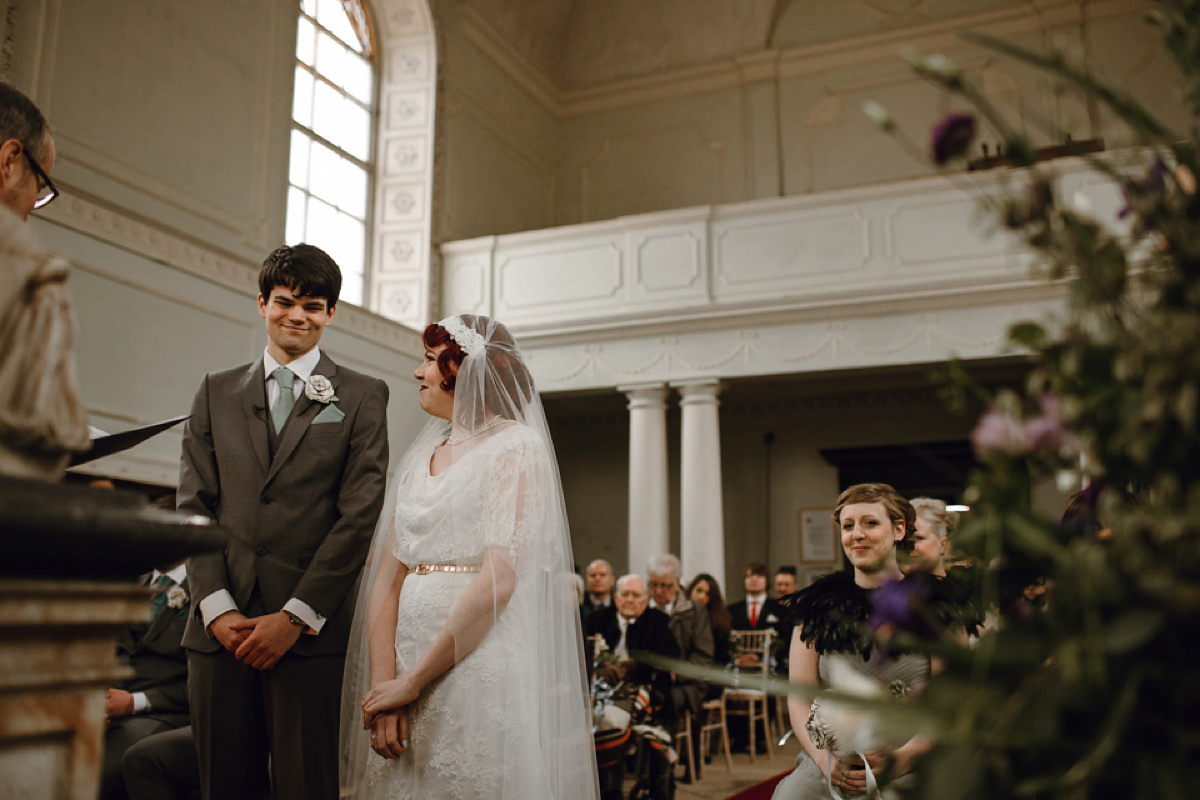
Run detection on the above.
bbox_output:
[825,751,878,800]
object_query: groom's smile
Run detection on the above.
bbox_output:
[258,284,335,363]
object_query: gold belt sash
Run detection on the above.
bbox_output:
[412,563,482,575]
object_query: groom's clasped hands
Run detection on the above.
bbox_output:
[210,610,305,670]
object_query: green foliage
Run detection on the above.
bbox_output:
[896,3,1200,798]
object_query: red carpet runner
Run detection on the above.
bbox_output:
[724,770,792,800]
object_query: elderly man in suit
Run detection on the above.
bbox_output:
[179,244,389,800]
[647,553,712,781]
[99,560,191,800]
[585,574,679,800]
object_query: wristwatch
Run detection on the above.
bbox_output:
[285,612,307,628]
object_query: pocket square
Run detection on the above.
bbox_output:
[313,404,345,424]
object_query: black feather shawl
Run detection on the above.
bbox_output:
[779,570,874,658]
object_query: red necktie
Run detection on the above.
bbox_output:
[749,599,758,628]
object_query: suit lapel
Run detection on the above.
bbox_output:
[264,352,339,487]
[139,577,188,649]
[240,360,270,476]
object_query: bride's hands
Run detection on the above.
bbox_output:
[369,709,409,759]
[362,677,420,728]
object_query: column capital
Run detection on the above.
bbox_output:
[620,382,669,410]
[671,378,723,405]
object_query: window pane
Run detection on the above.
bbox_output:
[285,187,307,245]
[312,81,343,147]
[308,141,343,203]
[317,0,361,53]
[339,101,371,162]
[297,16,316,67]
[316,31,346,87]
[292,67,314,128]
[288,130,311,189]
[343,52,373,105]
[302,0,317,18]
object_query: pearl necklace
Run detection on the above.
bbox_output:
[447,416,506,446]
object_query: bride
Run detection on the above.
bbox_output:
[339,315,600,800]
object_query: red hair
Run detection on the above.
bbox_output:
[422,323,466,391]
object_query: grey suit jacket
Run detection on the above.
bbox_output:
[668,595,715,670]
[178,352,389,656]
[117,576,192,727]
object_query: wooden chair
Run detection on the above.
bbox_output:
[697,692,733,773]
[673,709,696,784]
[723,629,775,764]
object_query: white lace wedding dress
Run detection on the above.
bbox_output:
[363,424,594,800]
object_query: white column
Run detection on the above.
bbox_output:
[674,379,725,583]
[620,383,670,576]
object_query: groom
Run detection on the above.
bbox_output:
[178,244,389,800]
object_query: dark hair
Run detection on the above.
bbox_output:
[258,244,342,310]
[775,565,797,577]
[833,482,916,553]
[687,573,731,642]
[744,562,768,578]
[0,81,50,162]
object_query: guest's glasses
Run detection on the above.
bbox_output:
[24,150,59,210]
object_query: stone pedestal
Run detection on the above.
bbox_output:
[0,580,150,800]
[0,477,225,799]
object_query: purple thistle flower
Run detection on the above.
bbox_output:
[868,574,940,642]
[931,112,977,165]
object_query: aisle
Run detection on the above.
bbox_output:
[671,735,799,800]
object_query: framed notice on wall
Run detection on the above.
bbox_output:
[799,508,837,563]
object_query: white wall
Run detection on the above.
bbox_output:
[434,0,1185,241]
[7,0,427,485]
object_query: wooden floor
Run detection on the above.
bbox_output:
[623,735,801,800]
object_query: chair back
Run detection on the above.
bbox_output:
[731,628,775,677]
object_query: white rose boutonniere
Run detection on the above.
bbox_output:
[305,374,339,404]
[166,585,189,610]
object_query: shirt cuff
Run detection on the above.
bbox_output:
[283,598,326,634]
[131,692,150,714]
[198,590,239,634]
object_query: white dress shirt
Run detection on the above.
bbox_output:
[197,347,326,635]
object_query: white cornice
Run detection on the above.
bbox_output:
[512,280,1067,348]
[458,0,1151,119]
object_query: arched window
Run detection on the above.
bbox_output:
[287,0,376,307]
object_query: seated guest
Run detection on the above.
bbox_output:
[581,558,616,622]
[686,572,732,677]
[773,565,799,675]
[101,560,191,800]
[586,574,680,800]
[122,725,200,800]
[647,553,713,711]
[774,565,798,599]
[729,562,783,633]
[648,554,713,781]
[906,498,960,576]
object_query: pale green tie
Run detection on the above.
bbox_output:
[271,367,296,434]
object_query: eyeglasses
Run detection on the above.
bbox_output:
[24,149,58,210]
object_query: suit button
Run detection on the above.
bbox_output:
[256,547,267,556]
[260,495,274,505]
